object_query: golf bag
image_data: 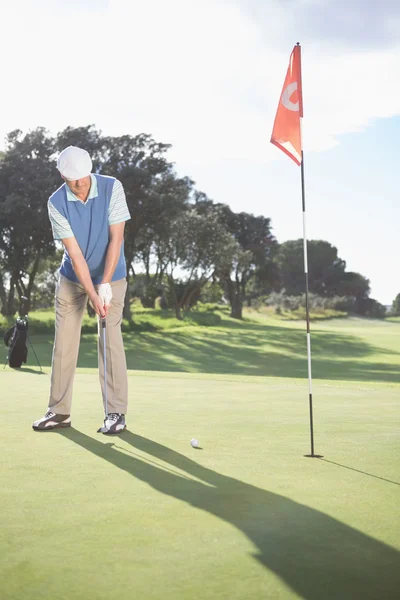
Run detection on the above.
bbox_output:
[4,317,29,368]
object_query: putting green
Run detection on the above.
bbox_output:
[1,367,399,599]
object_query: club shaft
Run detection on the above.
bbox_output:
[102,320,108,416]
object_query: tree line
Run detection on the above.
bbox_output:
[0,125,392,321]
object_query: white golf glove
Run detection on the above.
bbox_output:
[98,283,113,307]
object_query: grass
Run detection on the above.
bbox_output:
[0,309,399,599]
[0,305,223,335]
[2,307,399,384]
[260,305,347,320]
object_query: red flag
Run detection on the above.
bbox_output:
[271,44,303,166]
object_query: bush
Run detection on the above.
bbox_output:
[199,282,224,304]
[266,292,357,313]
[356,298,387,319]
[283,296,301,311]
[192,302,223,313]
[330,297,357,312]
[129,274,164,309]
[269,293,387,319]
[186,311,221,326]
[157,295,169,310]
[164,280,202,310]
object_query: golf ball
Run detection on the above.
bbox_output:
[190,438,199,448]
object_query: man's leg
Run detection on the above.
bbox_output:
[48,275,88,414]
[97,278,128,417]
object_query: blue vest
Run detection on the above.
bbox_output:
[50,174,127,285]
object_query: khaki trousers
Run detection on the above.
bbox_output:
[48,275,128,416]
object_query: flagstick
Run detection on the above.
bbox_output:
[297,42,321,459]
[301,150,322,459]
[271,42,323,457]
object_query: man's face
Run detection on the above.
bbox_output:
[63,175,91,197]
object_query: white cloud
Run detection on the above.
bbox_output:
[1,0,400,165]
[1,0,398,304]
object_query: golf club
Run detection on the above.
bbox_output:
[97,316,108,433]
[102,317,108,417]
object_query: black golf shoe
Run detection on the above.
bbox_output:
[97,413,126,435]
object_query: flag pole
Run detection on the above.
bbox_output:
[297,43,321,458]
[270,42,322,457]
[300,149,320,458]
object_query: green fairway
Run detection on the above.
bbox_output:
[1,313,399,599]
[4,309,400,383]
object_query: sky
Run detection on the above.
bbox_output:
[1,0,399,304]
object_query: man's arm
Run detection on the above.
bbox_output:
[62,237,105,317]
[103,179,130,285]
[102,222,125,284]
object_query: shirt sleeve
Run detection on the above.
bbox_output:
[108,179,131,226]
[48,200,74,240]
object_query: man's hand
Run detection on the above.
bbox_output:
[90,293,107,318]
[98,283,113,309]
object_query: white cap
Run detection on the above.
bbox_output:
[57,146,92,180]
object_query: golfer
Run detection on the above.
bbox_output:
[33,146,130,434]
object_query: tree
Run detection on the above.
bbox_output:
[215,206,278,319]
[157,208,235,320]
[0,128,58,315]
[275,239,348,297]
[99,133,178,319]
[55,125,107,172]
[274,239,379,316]
[30,250,64,310]
[136,171,193,308]
[391,293,400,317]
[356,298,387,319]
[333,271,370,299]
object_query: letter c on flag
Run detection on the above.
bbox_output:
[281,82,299,112]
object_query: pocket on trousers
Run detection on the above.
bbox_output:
[111,279,128,307]
[55,276,85,308]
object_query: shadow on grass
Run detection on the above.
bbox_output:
[23,321,400,384]
[320,459,400,486]
[3,366,46,375]
[58,428,400,600]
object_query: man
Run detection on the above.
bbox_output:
[32,146,131,435]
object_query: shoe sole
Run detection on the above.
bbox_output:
[32,422,71,431]
[98,425,127,435]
